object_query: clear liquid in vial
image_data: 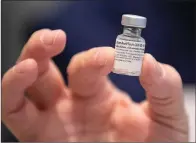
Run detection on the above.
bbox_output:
[112,29,145,76]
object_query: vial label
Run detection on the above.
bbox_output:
[113,39,145,76]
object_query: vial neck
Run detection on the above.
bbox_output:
[123,26,142,37]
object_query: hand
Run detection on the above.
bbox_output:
[2,29,189,142]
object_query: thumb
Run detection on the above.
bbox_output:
[139,54,188,134]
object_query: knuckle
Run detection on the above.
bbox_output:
[2,75,7,91]
[67,54,81,75]
[2,70,11,90]
[69,54,79,66]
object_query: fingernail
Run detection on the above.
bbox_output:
[40,30,61,45]
[52,30,61,44]
[147,54,163,77]
[94,50,107,66]
[156,62,164,78]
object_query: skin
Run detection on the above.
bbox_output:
[2,29,189,142]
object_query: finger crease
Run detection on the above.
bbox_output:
[149,95,173,106]
[151,116,189,135]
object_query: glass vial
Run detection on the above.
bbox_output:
[113,14,147,76]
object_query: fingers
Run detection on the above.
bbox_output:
[67,47,116,127]
[2,59,40,139]
[17,29,67,109]
[67,47,115,97]
[18,29,66,69]
[139,54,188,132]
[66,47,136,134]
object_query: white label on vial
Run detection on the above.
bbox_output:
[113,39,145,76]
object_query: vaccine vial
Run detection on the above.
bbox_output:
[113,14,147,76]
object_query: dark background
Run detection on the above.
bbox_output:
[1,0,196,142]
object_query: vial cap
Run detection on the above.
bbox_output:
[121,14,147,28]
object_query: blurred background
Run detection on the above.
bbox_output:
[1,0,195,142]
